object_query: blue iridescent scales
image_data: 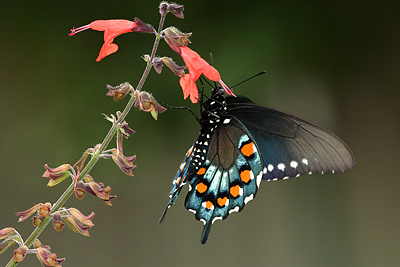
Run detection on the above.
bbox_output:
[159,88,355,244]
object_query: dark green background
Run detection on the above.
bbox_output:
[1,0,399,266]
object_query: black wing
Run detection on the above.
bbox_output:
[227,101,355,180]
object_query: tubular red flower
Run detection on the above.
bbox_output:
[177,46,235,103]
[69,18,153,61]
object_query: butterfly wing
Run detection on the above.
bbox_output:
[159,145,194,224]
[227,101,355,180]
[184,118,263,244]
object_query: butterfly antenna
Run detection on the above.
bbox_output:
[155,98,200,122]
[231,70,266,89]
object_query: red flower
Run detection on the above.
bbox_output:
[178,46,235,103]
[69,18,153,61]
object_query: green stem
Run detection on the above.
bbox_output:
[6,13,167,267]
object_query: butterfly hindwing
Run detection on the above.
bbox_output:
[159,145,194,224]
[184,119,263,244]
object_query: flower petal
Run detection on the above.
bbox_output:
[96,42,119,62]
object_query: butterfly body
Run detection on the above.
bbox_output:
[160,88,355,244]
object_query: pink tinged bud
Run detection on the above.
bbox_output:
[16,203,42,222]
[168,3,185,19]
[63,215,91,237]
[36,247,59,266]
[0,228,16,240]
[52,212,64,232]
[132,17,154,33]
[43,164,72,187]
[69,208,95,227]
[162,57,186,77]
[13,245,27,262]
[159,2,169,16]
[106,82,134,101]
[73,149,90,171]
[111,148,136,176]
[153,57,164,74]
[0,228,18,255]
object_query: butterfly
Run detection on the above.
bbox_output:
[159,85,355,244]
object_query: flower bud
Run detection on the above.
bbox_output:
[162,57,186,77]
[169,3,184,19]
[159,2,169,16]
[16,203,42,222]
[0,228,16,240]
[73,149,90,171]
[153,57,164,74]
[132,17,154,33]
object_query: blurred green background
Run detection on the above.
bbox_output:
[1,0,399,266]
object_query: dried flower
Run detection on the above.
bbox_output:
[111,148,136,176]
[16,203,42,222]
[106,82,134,101]
[0,228,18,255]
[38,202,52,218]
[63,215,92,237]
[69,18,154,61]
[43,164,72,187]
[52,212,65,232]
[32,216,43,227]
[168,3,185,19]
[13,245,27,262]
[73,149,91,171]
[162,57,186,77]
[36,247,65,267]
[134,90,167,120]
[0,228,15,240]
[152,57,164,74]
[164,27,191,52]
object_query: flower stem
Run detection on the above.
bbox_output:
[6,13,167,267]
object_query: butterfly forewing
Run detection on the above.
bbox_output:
[228,103,355,180]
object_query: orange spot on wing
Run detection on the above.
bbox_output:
[175,176,182,185]
[187,146,194,157]
[217,197,228,207]
[240,170,252,184]
[196,182,207,194]
[230,185,241,198]
[241,142,255,157]
[180,162,186,171]
[205,201,214,210]
[197,167,206,175]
